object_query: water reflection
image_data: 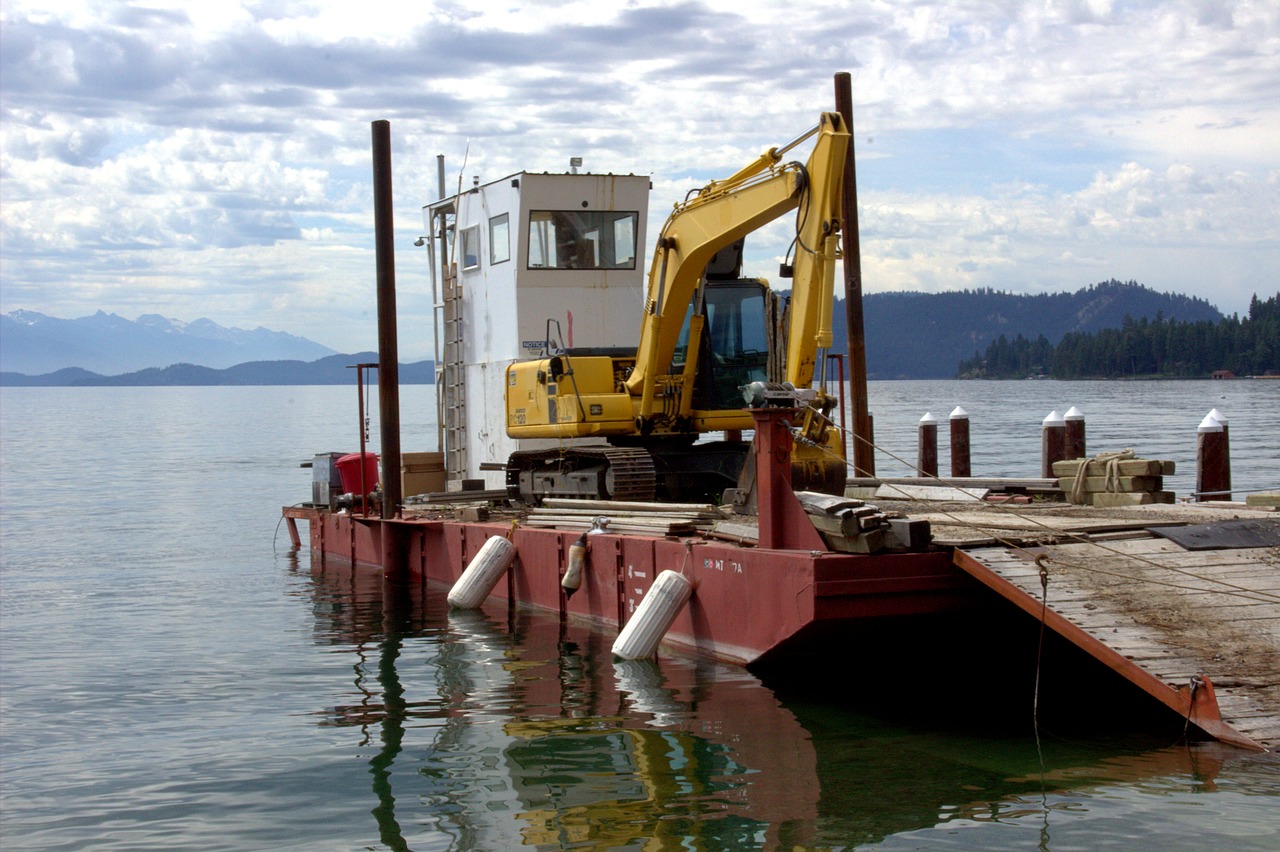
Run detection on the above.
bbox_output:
[303,559,1274,849]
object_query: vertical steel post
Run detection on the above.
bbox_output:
[751,408,827,552]
[834,72,874,476]
[356,363,372,515]
[371,120,402,517]
[372,120,405,577]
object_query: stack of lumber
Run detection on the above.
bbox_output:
[794,491,932,553]
[523,498,726,536]
[1053,454,1176,507]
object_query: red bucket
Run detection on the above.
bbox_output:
[335,452,379,495]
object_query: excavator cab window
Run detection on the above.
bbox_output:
[672,280,770,411]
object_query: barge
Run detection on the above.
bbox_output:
[284,78,1277,752]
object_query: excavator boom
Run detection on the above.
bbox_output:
[625,111,849,413]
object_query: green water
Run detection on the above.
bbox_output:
[1,384,1276,850]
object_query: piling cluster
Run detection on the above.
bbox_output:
[908,405,1235,503]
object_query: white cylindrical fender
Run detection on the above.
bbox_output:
[447,536,516,609]
[611,570,693,660]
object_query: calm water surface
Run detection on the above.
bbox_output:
[1,382,1277,850]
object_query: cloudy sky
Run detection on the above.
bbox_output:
[2,0,1277,359]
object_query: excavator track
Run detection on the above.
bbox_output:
[507,446,656,503]
[599,447,658,501]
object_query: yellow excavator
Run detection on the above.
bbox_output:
[505,112,850,503]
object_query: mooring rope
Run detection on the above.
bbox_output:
[1070,448,1135,504]
[1033,553,1050,767]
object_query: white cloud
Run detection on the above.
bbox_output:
[1,0,1277,351]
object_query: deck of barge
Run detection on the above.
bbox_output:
[922,502,1279,751]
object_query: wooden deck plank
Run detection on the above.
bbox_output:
[953,535,1279,751]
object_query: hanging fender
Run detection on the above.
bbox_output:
[561,532,588,599]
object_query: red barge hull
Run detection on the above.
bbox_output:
[289,508,974,666]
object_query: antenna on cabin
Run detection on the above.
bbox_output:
[570,157,582,174]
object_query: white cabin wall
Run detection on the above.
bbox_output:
[446,171,651,487]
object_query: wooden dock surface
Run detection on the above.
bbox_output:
[950,507,1279,751]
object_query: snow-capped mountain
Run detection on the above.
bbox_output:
[1,310,337,375]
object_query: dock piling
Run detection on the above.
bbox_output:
[949,406,970,477]
[1196,410,1231,502]
[1064,406,1086,461]
[917,412,938,477]
[834,72,874,478]
[1041,409,1065,477]
[371,119,405,577]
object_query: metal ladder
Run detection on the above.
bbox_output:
[442,269,467,480]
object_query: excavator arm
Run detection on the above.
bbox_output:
[624,112,850,423]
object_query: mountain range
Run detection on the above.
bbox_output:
[1,281,1235,384]
[845,279,1225,379]
[0,353,435,387]
[0,309,337,375]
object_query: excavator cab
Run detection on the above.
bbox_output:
[669,238,771,411]
[672,280,771,412]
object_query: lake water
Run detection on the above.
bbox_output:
[1,380,1277,850]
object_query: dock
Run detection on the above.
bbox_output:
[936,502,1279,751]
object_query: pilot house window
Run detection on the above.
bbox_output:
[489,214,510,265]
[460,226,480,270]
[527,210,638,270]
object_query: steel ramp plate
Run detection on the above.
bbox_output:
[1148,518,1280,550]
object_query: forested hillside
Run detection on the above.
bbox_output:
[956,293,1278,378]
[834,280,1222,379]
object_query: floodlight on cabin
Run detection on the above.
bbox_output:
[570,157,582,174]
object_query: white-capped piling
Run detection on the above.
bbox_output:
[1209,408,1232,499]
[612,570,693,660]
[1064,406,1086,461]
[917,412,938,477]
[1041,409,1065,477]
[1196,411,1231,502]
[949,406,971,477]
